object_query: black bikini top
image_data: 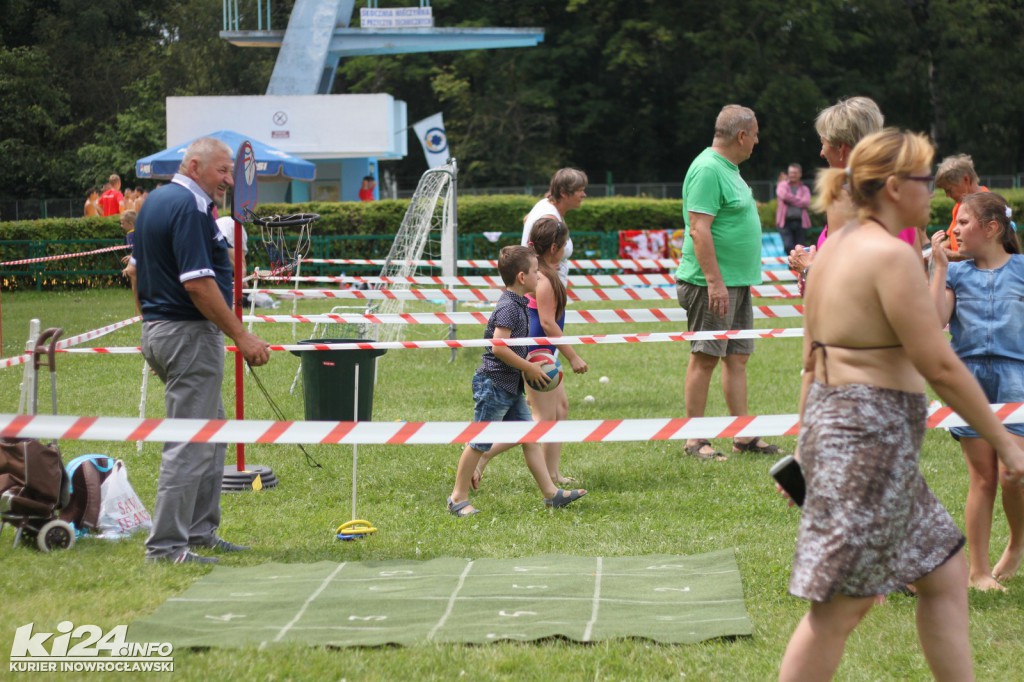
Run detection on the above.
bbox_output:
[810,215,903,384]
[810,341,902,384]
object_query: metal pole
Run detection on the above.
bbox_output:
[138,358,149,452]
[446,159,459,363]
[18,319,40,415]
[234,218,246,471]
[351,363,360,520]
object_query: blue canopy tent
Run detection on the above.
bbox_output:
[135,130,316,181]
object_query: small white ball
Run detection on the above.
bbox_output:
[599,376,609,384]
[583,395,595,403]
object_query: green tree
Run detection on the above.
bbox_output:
[0,46,73,196]
[3,0,1023,199]
[75,75,167,190]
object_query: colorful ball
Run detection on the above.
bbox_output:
[524,350,563,393]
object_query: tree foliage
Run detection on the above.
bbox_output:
[2,0,1022,199]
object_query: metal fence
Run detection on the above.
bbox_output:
[0,198,81,222]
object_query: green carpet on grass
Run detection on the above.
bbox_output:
[128,550,752,648]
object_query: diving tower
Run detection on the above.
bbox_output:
[210,0,543,200]
[221,0,544,96]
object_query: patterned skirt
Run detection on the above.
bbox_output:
[789,382,964,602]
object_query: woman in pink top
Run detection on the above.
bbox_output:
[790,97,891,285]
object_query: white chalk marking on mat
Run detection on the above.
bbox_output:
[427,560,474,640]
[273,562,347,643]
[582,556,604,643]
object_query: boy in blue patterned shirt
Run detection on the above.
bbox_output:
[446,245,587,517]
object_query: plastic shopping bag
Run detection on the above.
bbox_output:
[97,460,152,539]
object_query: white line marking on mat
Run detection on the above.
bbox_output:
[427,560,474,640]
[582,556,604,642]
[273,562,347,643]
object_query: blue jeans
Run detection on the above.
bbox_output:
[468,372,532,452]
[951,357,1024,439]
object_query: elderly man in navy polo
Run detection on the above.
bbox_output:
[134,137,271,565]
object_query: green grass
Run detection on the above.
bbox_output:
[1,288,1022,681]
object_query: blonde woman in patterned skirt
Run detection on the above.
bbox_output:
[778,129,1024,681]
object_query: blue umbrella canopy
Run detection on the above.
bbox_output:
[135,130,316,181]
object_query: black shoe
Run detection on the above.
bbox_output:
[192,536,250,553]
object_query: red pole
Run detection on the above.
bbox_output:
[234,219,245,472]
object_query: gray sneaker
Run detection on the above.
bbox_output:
[146,551,219,565]
[175,550,219,564]
[192,537,250,553]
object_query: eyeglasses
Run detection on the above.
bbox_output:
[905,174,935,192]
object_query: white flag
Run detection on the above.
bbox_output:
[412,113,449,168]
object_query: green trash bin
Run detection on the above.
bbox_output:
[294,339,386,421]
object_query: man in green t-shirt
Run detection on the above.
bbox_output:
[676,104,780,460]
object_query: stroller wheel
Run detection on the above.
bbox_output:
[37,519,75,552]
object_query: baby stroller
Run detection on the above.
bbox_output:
[0,327,75,551]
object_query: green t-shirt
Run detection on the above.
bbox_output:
[675,148,762,287]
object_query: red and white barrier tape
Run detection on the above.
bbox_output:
[0,244,129,268]
[239,306,802,326]
[268,271,796,285]
[246,286,802,302]
[0,316,141,369]
[58,327,805,356]
[302,256,790,269]
[256,270,798,286]
[752,284,801,298]
[1,403,1020,445]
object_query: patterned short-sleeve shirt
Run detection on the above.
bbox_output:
[478,290,530,395]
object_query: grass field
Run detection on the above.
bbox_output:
[1,287,1022,681]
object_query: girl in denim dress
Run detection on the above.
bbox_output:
[929,191,1024,591]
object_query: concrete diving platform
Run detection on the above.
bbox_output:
[221,27,544,56]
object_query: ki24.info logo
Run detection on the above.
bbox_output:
[9,622,173,673]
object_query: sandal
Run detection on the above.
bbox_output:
[732,439,780,455]
[544,488,587,508]
[447,496,480,518]
[684,440,727,461]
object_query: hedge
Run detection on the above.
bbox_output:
[2,191,1022,289]
[765,188,1023,231]
[248,196,689,236]
[6,191,1024,241]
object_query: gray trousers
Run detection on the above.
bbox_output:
[142,320,226,559]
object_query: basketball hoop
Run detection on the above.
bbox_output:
[252,212,319,276]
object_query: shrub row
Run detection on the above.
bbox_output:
[2,191,1022,290]
[6,191,1024,240]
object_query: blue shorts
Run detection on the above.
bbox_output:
[950,357,1024,439]
[468,372,532,452]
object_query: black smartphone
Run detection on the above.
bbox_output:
[770,454,805,507]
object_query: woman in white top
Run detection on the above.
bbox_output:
[522,168,587,482]
[520,168,588,284]
[473,169,589,489]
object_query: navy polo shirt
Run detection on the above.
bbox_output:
[134,175,233,321]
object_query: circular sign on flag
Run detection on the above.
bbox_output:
[232,140,258,223]
[424,127,448,154]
